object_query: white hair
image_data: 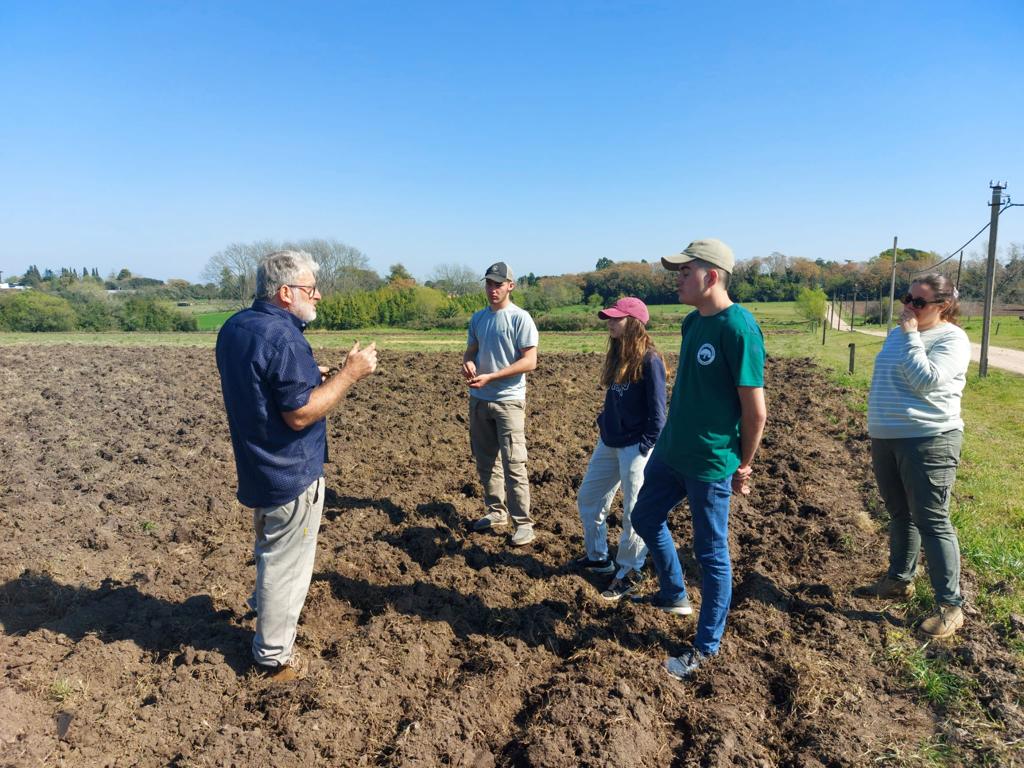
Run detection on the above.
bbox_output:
[255,250,320,300]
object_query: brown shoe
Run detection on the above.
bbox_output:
[918,605,964,640]
[253,651,307,682]
[854,576,913,600]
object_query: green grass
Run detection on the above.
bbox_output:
[959,317,1024,352]
[838,313,1024,352]
[884,630,973,709]
[766,325,1024,643]
[195,310,235,331]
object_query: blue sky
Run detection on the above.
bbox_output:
[2,1,1022,283]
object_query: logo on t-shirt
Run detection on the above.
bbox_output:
[696,343,716,366]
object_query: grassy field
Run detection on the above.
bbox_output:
[840,313,1024,352]
[767,326,1024,651]
[195,310,235,331]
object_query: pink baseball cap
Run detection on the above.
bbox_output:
[598,297,650,325]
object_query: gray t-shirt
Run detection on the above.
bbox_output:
[467,303,539,402]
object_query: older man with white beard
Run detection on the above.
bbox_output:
[216,250,377,681]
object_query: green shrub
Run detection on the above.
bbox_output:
[115,297,197,331]
[535,313,602,331]
[0,291,77,331]
[73,300,117,331]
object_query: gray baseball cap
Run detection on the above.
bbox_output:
[662,238,735,274]
[483,261,514,282]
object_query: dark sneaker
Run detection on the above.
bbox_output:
[854,576,914,600]
[918,604,964,640]
[600,572,640,602]
[472,511,509,531]
[573,555,615,574]
[664,648,708,680]
[632,593,693,616]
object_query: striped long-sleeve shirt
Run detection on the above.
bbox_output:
[867,323,971,439]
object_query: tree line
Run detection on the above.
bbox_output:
[3,238,1022,332]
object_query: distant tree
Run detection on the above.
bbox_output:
[387,263,415,285]
[428,263,478,295]
[595,257,614,271]
[795,287,827,324]
[283,238,377,295]
[201,239,278,306]
[117,268,132,281]
[22,265,42,287]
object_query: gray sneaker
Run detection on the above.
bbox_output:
[509,526,536,546]
[631,593,693,616]
[472,511,509,531]
[600,572,640,602]
[664,648,709,680]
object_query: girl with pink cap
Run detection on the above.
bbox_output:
[574,297,668,600]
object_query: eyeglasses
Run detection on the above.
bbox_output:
[287,284,318,298]
[900,294,943,309]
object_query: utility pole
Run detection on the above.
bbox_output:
[887,236,898,332]
[851,284,858,330]
[979,182,1005,377]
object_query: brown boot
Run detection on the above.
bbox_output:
[918,605,964,640]
[854,576,914,600]
[253,651,307,682]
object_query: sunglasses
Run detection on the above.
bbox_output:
[900,294,943,309]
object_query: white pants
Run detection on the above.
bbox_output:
[576,439,649,578]
[251,477,324,667]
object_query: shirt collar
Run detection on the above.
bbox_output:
[252,299,307,331]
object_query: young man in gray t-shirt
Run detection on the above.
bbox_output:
[461,261,540,546]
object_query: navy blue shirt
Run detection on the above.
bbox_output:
[597,350,668,455]
[216,301,326,508]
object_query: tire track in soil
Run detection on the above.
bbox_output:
[0,346,1020,767]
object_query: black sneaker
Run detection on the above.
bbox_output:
[632,593,693,616]
[600,572,641,602]
[573,555,616,575]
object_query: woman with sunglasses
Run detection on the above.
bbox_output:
[574,297,667,601]
[858,273,971,639]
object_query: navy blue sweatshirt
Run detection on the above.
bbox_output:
[597,350,667,455]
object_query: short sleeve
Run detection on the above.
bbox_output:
[516,312,539,350]
[266,341,318,412]
[726,324,765,388]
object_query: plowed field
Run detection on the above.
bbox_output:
[1,346,1020,766]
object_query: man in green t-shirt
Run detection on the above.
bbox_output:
[630,238,767,680]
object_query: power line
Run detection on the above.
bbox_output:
[910,200,1014,275]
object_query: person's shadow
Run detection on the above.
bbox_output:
[0,570,253,673]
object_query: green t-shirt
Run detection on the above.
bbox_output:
[653,303,765,481]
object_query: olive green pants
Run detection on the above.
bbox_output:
[871,431,963,607]
[469,398,532,528]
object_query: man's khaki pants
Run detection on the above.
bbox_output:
[251,477,324,668]
[469,398,532,528]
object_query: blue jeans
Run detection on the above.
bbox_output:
[631,457,733,656]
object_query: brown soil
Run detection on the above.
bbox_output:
[0,347,1020,767]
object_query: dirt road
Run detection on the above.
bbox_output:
[827,308,1024,375]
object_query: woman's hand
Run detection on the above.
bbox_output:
[899,306,918,333]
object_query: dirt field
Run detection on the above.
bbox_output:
[1,346,1021,767]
